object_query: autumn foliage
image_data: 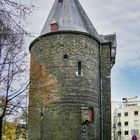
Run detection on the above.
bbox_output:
[29,56,60,109]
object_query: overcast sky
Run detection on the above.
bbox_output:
[27,0,140,101]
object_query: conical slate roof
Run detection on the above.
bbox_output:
[41,0,99,38]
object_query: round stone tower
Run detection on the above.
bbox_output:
[28,0,117,140]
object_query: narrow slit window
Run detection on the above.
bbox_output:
[78,61,81,76]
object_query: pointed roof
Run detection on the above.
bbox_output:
[31,0,116,68]
[41,0,99,38]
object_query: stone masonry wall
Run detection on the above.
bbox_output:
[101,44,111,140]
[28,32,101,140]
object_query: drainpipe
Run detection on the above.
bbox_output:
[99,43,103,140]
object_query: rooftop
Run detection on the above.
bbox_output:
[41,0,99,38]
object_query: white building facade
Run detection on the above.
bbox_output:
[112,98,140,140]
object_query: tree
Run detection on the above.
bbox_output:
[0,0,33,139]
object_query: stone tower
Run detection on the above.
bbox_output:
[28,0,117,140]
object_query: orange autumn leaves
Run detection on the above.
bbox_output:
[29,56,60,108]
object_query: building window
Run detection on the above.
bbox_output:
[113,124,116,128]
[134,120,139,127]
[125,131,129,135]
[118,113,121,117]
[81,107,94,124]
[124,112,128,116]
[63,53,68,60]
[50,23,58,31]
[134,111,138,115]
[118,131,121,136]
[118,122,121,126]
[78,61,81,76]
[124,121,128,126]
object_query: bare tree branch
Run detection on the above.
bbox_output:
[0,0,33,139]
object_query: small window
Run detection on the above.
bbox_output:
[125,131,129,135]
[78,61,81,76]
[63,53,68,60]
[50,23,58,31]
[81,107,94,124]
[124,112,128,116]
[118,113,121,117]
[113,124,116,128]
[134,111,138,115]
[125,122,128,126]
[118,122,121,126]
[118,131,121,136]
